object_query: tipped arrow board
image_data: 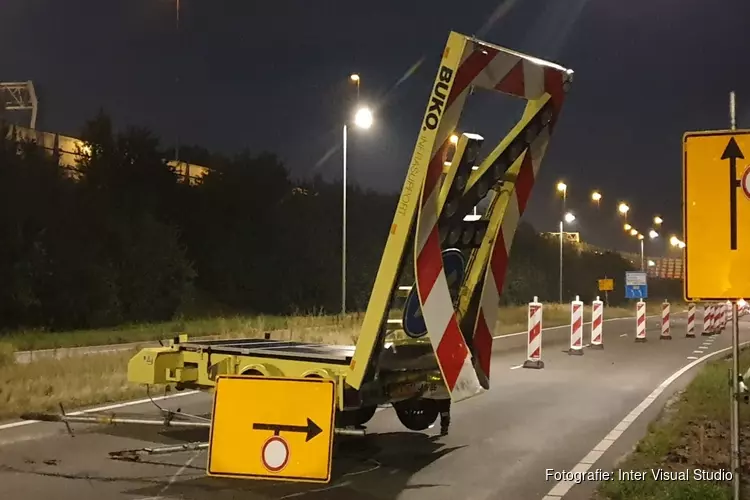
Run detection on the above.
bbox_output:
[402,248,466,338]
[683,129,750,300]
[207,376,336,483]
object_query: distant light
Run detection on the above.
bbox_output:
[450,134,459,144]
[591,191,602,202]
[354,107,373,129]
[624,223,632,231]
[653,216,663,225]
[630,228,638,236]
[670,235,679,246]
[557,182,567,193]
[649,229,659,239]
[648,260,656,267]
[678,241,686,249]
[638,234,644,240]
[350,74,360,82]
[564,212,576,223]
[618,203,629,214]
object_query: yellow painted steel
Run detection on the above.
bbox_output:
[683,129,750,300]
[127,343,349,391]
[457,97,551,319]
[345,31,471,389]
[437,134,472,212]
[207,376,335,483]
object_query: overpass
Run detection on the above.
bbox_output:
[3,123,210,186]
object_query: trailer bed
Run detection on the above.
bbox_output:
[178,338,355,365]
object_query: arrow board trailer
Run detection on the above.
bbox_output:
[34,32,572,482]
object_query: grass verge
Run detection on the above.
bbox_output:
[593,347,750,500]
[0,350,145,422]
[1,301,677,353]
[0,301,682,422]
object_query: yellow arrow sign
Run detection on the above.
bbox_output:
[207,376,335,483]
[683,129,750,300]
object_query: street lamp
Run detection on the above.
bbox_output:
[618,203,630,216]
[450,134,459,145]
[630,228,638,236]
[653,216,663,225]
[624,223,632,231]
[637,233,645,270]
[591,191,601,207]
[342,104,373,315]
[559,211,575,303]
[350,74,360,99]
[649,229,658,239]
[648,260,656,267]
[670,235,679,247]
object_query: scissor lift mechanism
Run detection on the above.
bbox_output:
[21,31,573,460]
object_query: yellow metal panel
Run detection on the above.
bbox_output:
[207,376,336,483]
[457,98,549,317]
[346,31,471,389]
[598,279,614,291]
[683,129,750,300]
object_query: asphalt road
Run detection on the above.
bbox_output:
[1,311,748,500]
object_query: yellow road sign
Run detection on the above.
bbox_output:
[207,376,336,483]
[683,129,750,300]
[598,279,614,292]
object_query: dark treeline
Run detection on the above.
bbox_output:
[0,112,663,332]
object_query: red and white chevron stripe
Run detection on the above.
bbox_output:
[527,297,543,362]
[591,298,603,346]
[635,301,647,341]
[415,39,570,401]
[569,296,584,353]
[660,301,671,338]
[686,302,696,337]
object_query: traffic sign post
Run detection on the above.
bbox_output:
[625,271,648,299]
[207,376,336,483]
[402,248,465,338]
[684,92,745,500]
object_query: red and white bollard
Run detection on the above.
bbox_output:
[569,295,584,355]
[660,299,672,339]
[702,304,715,336]
[686,302,696,338]
[590,296,604,349]
[635,300,647,342]
[523,296,544,369]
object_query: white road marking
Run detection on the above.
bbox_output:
[542,341,750,499]
[510,364,524,370]
[0,390,200,431]
[698,346,708,350]
[693,350,703,354]
[139,448,203,500]
[619,333,627,337]
[492,313,667,340]
[687,356,699,360]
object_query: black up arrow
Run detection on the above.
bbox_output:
[722,137,744,250]
[253,418,322,442]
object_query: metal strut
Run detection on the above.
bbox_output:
[19,409,366,460]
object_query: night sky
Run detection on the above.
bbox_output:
[4,0,750,255]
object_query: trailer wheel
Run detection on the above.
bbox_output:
[336,405,377,427]
[393,398,439,431]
